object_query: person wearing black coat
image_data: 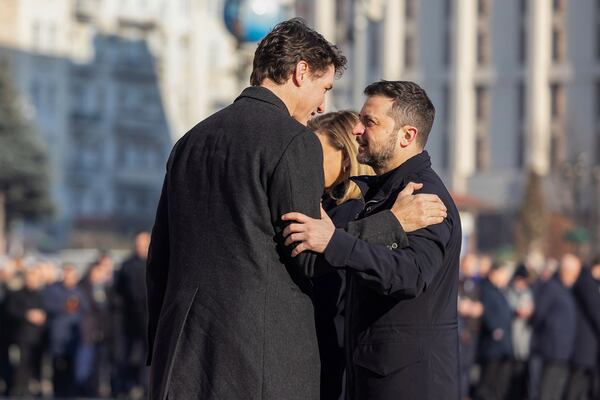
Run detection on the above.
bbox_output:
[282,81,459,400]
[116,232,151,395]
[145,19,349,400]
[5,267,47,397]
[531,255,578,400]
[476,261,514,400]
[564,259,600,400]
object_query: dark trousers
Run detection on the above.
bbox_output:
[508,360,530,400]
[12,343,42,396]
[539,361,570,400]
[477,358,513,400]
[565,367,593,400]
[53,353,76,397]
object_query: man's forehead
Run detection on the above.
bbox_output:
[360,95,394,116]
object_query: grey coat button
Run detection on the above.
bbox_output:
[391,242,398,249]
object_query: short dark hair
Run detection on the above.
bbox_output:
[364,80,435,147]
[250,18,347,86]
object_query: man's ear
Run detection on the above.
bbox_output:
[399,125,418,147]
[292,60,310,87]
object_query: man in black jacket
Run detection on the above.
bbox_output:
[146,20,446,400]
[283,81,462,400]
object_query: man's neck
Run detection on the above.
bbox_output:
[375,148,423,176]
[260,81,295,117]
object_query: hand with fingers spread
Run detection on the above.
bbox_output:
[391,182,447,232]
[281,205,335,257]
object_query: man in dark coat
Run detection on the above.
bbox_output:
[530,254,578,400]
[116,231,151,394]
[564,256,600,400]
[282,81,461,400]
[145,19,348,400]
[476,260,514,400]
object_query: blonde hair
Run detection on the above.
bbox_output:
[308,111,375,205]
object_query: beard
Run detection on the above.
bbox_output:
[357,130,399,170]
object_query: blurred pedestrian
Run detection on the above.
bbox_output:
[476,260,514,400]
[44,263,88,397]
[76,259,112,396]
[457,253,483,400]
[506,264,534,399]
[5,265,47,397]
[530,254,578,400]
[116,231,150,397]
[564,255,600,400]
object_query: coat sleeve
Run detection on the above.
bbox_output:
[269,132,331,278]
[323,211,452,297]
[574,270,600,334]
[146,142,177,366]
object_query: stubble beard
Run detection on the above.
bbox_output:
[357,130,399,172]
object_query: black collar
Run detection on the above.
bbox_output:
[351,151,432,202]
[235,86,290,115]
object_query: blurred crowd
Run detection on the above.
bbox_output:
[459,252,600,400]
[0,232,151,399]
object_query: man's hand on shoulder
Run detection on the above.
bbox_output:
[281,205,335,256]
[391,182,447,233]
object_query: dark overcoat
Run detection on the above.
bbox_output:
[478,279,513,361]
[323,152,462,400]
[146,87,331,400]
[531,277,577,362]
[571,268,600,369]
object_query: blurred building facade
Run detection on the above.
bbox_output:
[0,0,238,248]
[0,0,599,251]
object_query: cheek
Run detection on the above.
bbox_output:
[322,149,344,187]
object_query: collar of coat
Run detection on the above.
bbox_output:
[351,151,432,203]
[235,86,290,115]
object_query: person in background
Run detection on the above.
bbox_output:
[506,264,534,399]
[44,263,88,397]
[530,254,577,400]
[0,258,16,395]
[476,260,514,400]
[5,264,47,397]
[116,231,151,397]
[76,259,112,397]
[457,253,483,400]
[564,254,600,400]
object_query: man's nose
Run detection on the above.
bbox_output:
[316,99,326,114]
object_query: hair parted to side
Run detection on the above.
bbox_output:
[250,18,347,86]
[308,111,375,205]
[364,80,435,147]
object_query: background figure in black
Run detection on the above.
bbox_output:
[116,231,150,397]
[476,260,514,400]
[530,255,577,400]
[44,263,88,397]
[591,257,600,399]
[457,253,483,400]
[76,258,113,397]
[564,255,600,400]
[5,266,47,397]
[506,264,534,399]
[0,259,15,395]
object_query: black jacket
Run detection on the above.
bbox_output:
[571,268,600,369]
[146,87,392,400]
[324,152,462,400]
[5,287,46,345]
[531,277,577,362]
[478,279,513,361]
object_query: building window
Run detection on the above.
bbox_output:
[442,84,451,170]
[553,0,565,13]
[552,27,566,63]
[476,133,490,172]
[477,31,490,65]
[550,131,565,171]
[475,85,490,121]
[517,83,526,168]
[405,0,417,20]
[478,0,490,17]
[405,34,416,69]
[550,83,565,120]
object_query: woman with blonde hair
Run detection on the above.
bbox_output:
[308,111,374,400]
[308,110,374,209]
